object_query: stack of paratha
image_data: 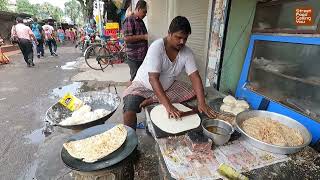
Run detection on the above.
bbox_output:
[63,124,127,163]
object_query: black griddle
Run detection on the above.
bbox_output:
[61,123,138,172]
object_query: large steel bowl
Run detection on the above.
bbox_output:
[46,91,121,130]
[236,110,312,154]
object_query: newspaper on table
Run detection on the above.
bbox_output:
[156,136,289,180]
[145,108,289,179]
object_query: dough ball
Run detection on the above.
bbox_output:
[231,107,246,115]
[235,100,249,109]
[220,104,233,113]
[223,95,237,106]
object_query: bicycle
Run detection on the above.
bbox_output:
[84,36,127,71]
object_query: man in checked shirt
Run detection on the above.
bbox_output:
[122,0,148,83]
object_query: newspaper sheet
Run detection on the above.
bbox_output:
[145,108,289,179]
[157,136,289,180]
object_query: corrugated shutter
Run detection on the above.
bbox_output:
[175,0,211,81]
[145,0,169,43]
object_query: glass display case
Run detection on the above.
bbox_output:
[252,0,320,34]
[236,35,320,144]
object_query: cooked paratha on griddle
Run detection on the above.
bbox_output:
[63,124,127,163]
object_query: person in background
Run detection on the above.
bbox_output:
[11,17,38,67]
[65,28,70,41]
[57,27,65,44]
[43,22,58,56]
[0,35,10,64]
[122,0,148,83]
[31,18,44,58]
[69,28,76,43]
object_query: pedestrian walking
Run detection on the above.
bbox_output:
[123,0,148,82]
[31,18,44,58]
[11,17,38,67]
[69,28,76,43]
[57,27,65,44]
[65,28,70,41]
[43,22,58,56]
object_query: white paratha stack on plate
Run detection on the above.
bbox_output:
[63,124,127,163]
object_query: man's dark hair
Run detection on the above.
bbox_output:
[168,16,191,34]
[135,0,147,10]
[16,17,23,23]
[33,17,38,22]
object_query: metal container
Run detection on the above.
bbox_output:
[236,110,312,154]
[202,119,234,145]
[46,91,121,130]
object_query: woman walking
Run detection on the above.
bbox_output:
[57,27,65,44]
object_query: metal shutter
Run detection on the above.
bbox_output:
[175,0,211,80]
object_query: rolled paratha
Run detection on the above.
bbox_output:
[63,124,127,163]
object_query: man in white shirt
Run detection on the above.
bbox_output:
[43,22,58,56]
[122,16,215,129]
[11,17,38,67]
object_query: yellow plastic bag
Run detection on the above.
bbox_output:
[58,93,84,111]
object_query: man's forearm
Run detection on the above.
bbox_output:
[149,77,171,107]
[189,71,206,105]
[124,34,147,43]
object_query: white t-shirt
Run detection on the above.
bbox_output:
[42,25,54,39]
[134,38,198,90]
[12,23,34,40]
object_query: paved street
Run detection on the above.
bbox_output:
[0,44,159,180]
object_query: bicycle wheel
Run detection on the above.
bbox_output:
[84,44,111,71]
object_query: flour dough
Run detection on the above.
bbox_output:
[223,95,236,105]
[235,100,250,109]
[150,103,201,134]
[220,104,232,113]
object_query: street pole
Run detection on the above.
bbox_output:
[97,0,103,37]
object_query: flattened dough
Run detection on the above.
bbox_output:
[150,103,201,134]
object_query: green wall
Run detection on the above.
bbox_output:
[219,0,257,94]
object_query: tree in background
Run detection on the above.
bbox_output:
[64,0,83,25]
[15,0,63,22]
[0,0,8,11]
[16,0,38,15]
[76,0,94,23]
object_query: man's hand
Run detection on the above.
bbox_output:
[198,103,216,118]
[166,104,182,119]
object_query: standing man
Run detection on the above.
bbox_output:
[122,0,148,82]
[31,18,44,58]
[122,16,215,130]
[43,22,58,56]
[11,17,38,67]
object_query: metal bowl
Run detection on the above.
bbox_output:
[236,110,312,154]
[45,91,121,130]
[202,119,234,145]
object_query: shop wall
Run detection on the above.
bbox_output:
[145,0,169,43]
[146,0,212,83]
[219,0,256,94]
[0,20,15,43]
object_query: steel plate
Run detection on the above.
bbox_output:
[236,110,312,154]
[61,123,138,171]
